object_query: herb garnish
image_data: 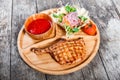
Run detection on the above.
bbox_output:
[78,16,88,22]
[64,25,80,36]
[53,13,65,22]
[65,5,76,13]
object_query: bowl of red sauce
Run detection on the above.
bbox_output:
[24,13,55,40]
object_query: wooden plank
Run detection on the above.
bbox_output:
[77,0,116,80]
[45,71,84,80]
[79,0,120,79]
[11,0,46,80]
[0,0,12,80]
[90,54,108,80]
[36,0,64,11]
[111,0,120,18]
[94,0,120,79]
[37,0,55,12]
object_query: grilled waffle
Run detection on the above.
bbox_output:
[31,38,86,65]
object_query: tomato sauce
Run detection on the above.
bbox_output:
[27,19,51,34]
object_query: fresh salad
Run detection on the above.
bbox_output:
[51,5,96,36]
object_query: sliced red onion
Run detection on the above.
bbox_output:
[64,12,79,27]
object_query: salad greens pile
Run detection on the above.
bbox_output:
[52,4,88,37]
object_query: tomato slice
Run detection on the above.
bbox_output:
[82,21,96,35]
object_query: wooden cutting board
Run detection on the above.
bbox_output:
[17,8,100,75]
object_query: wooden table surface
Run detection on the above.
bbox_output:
[0,0,120,80]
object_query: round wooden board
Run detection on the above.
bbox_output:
[17,8,100,75]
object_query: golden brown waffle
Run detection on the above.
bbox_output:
[31,38,86,65]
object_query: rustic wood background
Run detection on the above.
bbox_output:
[0,0,120,80]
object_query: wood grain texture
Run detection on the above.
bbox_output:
[0,0,12,80]
[112,0,120,18]
[95,0,120,80]
[79,0,120,80]
[11,0,46,80]
[0,0,120,79]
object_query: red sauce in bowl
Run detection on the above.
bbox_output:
[27,19,51,34]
